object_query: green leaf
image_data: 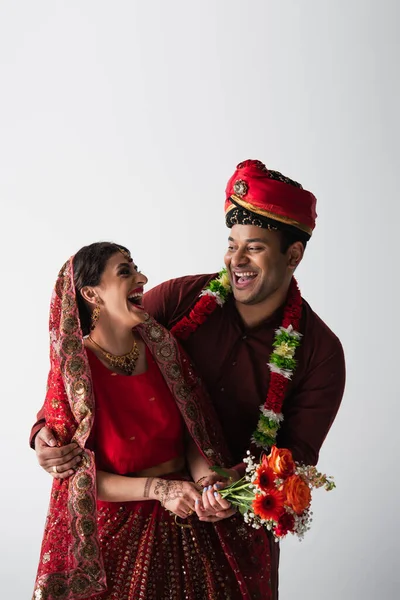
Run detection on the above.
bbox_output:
[257,414,279,436]
[269,353,296,371]
[253,429,275,448]
[210,465,233,479]
[273,332,300,346]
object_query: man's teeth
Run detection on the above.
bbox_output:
[234,272,257,279]
[233,272,257,284]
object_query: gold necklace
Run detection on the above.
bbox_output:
[88,335,140,375]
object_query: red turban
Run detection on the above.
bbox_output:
[225,159,317,236]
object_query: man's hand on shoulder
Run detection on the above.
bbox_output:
[34,426,83,479]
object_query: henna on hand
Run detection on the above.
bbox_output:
[161,481,184,507]
[153,479,166,502]
[143,477,154,499]
[153,480,185,507]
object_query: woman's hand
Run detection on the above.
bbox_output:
[195,482,237,522]
[193,468,240,522]
[152,479,202,519]
[195,467,240,490]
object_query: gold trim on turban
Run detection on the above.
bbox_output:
[227,195,313,236]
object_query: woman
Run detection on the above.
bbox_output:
[33,242,272,600]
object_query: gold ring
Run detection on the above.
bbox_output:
[186,509,194,516]
[52,465,58,474]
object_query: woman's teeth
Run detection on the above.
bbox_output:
[128,293,143,305]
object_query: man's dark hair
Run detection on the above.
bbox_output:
[279,228,309,253]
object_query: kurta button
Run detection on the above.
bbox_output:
[242,335,247,340]
[232,361,237,366]
[220,387,225,392]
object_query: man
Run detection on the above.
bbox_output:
[30,159,345,598]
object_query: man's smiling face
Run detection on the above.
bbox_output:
[224,224,292,306]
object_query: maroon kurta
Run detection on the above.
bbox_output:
[141,274,345,466]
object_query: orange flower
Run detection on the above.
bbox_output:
[284,475,311,515]
[254,464,277,493]
[268,446,295,479]
[252,488,285,522]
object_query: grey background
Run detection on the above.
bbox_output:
[0,1,399,598]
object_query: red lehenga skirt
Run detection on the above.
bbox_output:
[88,497,270,600]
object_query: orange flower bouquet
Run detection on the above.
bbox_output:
[213,446,335,540]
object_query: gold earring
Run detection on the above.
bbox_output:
[91,303,100,330]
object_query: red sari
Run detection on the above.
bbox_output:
[33,259,272,600]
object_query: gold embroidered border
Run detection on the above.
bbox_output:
[227,195,313,235]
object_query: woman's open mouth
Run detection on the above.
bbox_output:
[127,288,144,309]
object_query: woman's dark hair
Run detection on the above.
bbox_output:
[73,241,130,336]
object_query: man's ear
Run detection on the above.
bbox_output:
[287,242,305,270]
[80,286,99,306]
